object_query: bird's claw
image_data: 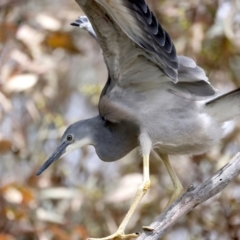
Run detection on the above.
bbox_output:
[142,226,154,231]
[88,231,139,240]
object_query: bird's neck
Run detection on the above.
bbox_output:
[90,116,139,162]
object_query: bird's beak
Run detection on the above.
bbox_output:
[36,141,70,176]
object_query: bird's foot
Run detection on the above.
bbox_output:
[88,231,139,240]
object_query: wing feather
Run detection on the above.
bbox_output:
[74,1,216,100]
[95,0,178,81]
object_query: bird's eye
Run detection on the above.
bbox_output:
[66,135,73,141]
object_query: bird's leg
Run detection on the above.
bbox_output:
[141,152,185,232]
[158,152,184,207]
[88,154,151,240]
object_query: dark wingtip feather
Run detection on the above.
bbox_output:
[130,0,179,76]
[163,67,178,83]
[70,22,80,27]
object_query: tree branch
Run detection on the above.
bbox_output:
[138,152,240,240]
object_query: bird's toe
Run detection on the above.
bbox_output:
[142,226,154,231]
[88,231,139,240]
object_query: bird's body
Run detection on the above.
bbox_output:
[62,84,226,163]
[37,1,240,239]
[99,84,223,157]
[72,0,222,159]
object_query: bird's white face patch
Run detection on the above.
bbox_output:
[62,138,92,157]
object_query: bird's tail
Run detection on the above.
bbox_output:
[204,87,240,122]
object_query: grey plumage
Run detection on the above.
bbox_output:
[72,16,215,98]
[205,88,240,122]
[36,1,240,238]
[70,16,98,40]
[95,0,178,80]
[37,0,240,187]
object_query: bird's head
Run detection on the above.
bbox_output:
[36,120,93,176]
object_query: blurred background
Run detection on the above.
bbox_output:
[0,0,240,239]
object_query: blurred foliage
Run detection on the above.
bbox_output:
[0,0,240,239]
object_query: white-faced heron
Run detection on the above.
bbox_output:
[37,1,240,239]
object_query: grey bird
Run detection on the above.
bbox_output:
[37,1,240,239]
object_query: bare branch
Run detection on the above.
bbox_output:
[138,152,240,240]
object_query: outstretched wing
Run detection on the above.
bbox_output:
[75,0,178,84]
[95,0,178,81]
[71,11,216,98]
